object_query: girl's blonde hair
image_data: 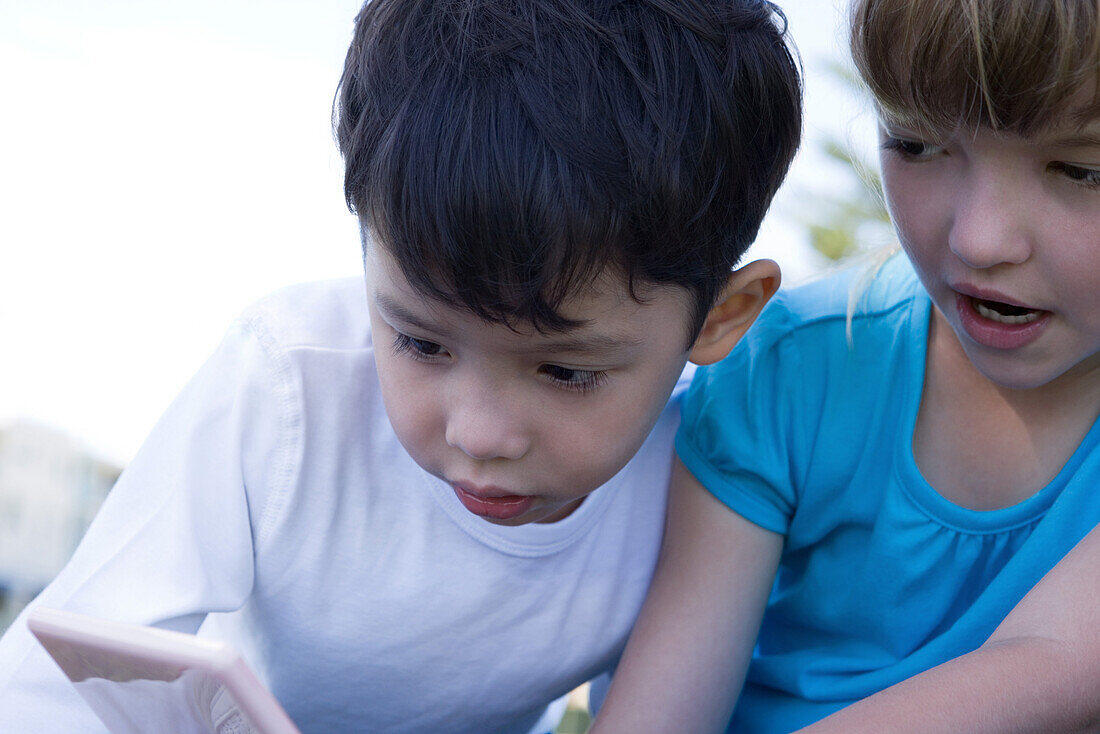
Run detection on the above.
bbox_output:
[850,0,1100,136]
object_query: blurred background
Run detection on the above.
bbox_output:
[0,0,891,728]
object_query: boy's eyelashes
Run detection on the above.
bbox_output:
[392,332,447,360]
[389,331,610,394]
[537,364,609,394]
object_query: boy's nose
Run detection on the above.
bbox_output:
[445,393,529,461]
[948,175,1031,270]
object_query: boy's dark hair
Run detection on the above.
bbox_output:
[336,0,801,342]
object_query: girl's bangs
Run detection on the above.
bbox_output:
[851,0,1100,137]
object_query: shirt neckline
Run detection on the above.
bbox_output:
[423,468,621,557]
[896,287,1100,533]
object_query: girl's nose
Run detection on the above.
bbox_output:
[948,173,1032,270]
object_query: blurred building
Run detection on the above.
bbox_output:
[0,421,120,627]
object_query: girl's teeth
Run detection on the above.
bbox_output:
[974,300,1041,324]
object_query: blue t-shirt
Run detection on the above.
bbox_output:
[676,254,1100,733]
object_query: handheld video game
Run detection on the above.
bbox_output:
[27,607,301,734]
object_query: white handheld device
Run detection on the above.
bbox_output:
[27,607,301,734]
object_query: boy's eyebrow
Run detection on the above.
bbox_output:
[374,290,646,354]
[530,332,646,356]
[373,292,444,334]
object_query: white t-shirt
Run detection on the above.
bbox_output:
[0,278,687,734]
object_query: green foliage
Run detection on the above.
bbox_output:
[798,63,892,262]
[555,705,591,734]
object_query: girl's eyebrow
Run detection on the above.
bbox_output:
[1046,130,1100,148]
[877,121,930,139]
[877,121,1100,150]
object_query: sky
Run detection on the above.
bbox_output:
[0,0,880,466]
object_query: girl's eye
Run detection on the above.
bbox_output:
[881,136,943,160]
[1051,162,1100,188]
[539,364,608,393]
[392,332,446,360]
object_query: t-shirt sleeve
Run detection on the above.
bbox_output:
[0,315,299,731]
[675,299,804,535]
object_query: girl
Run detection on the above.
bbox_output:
[590,0,1100,731]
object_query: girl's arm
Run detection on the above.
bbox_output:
[799,524,1100,734]
[589,457,783,734]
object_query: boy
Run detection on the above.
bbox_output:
[0,0,800,731]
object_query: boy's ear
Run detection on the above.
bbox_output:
[689,259,781,365]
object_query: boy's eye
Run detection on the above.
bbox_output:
[1051,162,1100,188]
[539,364,608,393]
[392,332,446,359]
[881,136,943,160]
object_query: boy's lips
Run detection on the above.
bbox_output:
[953,290,1050,350]
[451,483,534,521]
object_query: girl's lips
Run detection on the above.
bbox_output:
[954,292,1051,350]
[452,484,534,521]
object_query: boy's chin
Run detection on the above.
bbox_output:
[532,497,586,524]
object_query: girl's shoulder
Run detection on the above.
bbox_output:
[775,249,922,330]
[718,251,927,386]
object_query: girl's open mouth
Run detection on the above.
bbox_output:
[971,297,1044,325]
[956,293,1050,349]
